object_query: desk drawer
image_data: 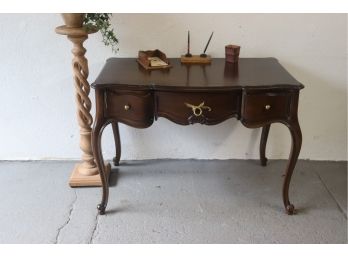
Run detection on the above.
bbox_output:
[156,91,240,125]
[242,91,291,124]
[105,89,154,128]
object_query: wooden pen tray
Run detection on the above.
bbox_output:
[180,55,211,64]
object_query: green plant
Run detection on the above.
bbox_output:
[84,13,119,53]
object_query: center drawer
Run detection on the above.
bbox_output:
[156,91,241,125]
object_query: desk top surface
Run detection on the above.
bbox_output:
[92,58,303,91]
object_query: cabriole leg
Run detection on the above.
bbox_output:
[112,121,121,166]
[282,121,302,215]
[92,120,109,215]
[260,124,271,166]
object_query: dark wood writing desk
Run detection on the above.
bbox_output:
[91,58,303,215]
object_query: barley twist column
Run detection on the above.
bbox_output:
[56,25,110,187]
[70,34,97,176]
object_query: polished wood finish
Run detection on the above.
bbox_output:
[105,89,154,128]
[242,91,291,124]
[92,58,303,90]
[92,58,304,215]
[92,89,110,215]
[156,91,240,125]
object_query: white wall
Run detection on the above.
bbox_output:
[0,14,346,161]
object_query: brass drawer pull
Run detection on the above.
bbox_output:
[124,104,131,111]
[185,101,212,117]
[265,104,271,110]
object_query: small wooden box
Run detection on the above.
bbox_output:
[225,45,240,63]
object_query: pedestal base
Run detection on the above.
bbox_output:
[69,162,111,187]
[180,55,212,64]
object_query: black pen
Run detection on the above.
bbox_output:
[185,30,192,57]
[201,31,214,57]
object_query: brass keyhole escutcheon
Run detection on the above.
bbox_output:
[265,104,271,110]
[185,101,212,117]
[124,104,131,111]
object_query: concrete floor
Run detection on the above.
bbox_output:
[0,159,346,243]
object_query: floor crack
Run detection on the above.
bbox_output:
[54,189,77,244]
[89,210,100,244]
[315,171,347,220]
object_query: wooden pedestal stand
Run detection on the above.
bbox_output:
[180,55,212,64]
[55,25,110,187]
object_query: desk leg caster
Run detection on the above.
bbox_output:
[97,204,106,215]
[286,204,295,215]
[113,157,119,166]
[260,157,268,167]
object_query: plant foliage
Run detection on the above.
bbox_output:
[84,13,119,53]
